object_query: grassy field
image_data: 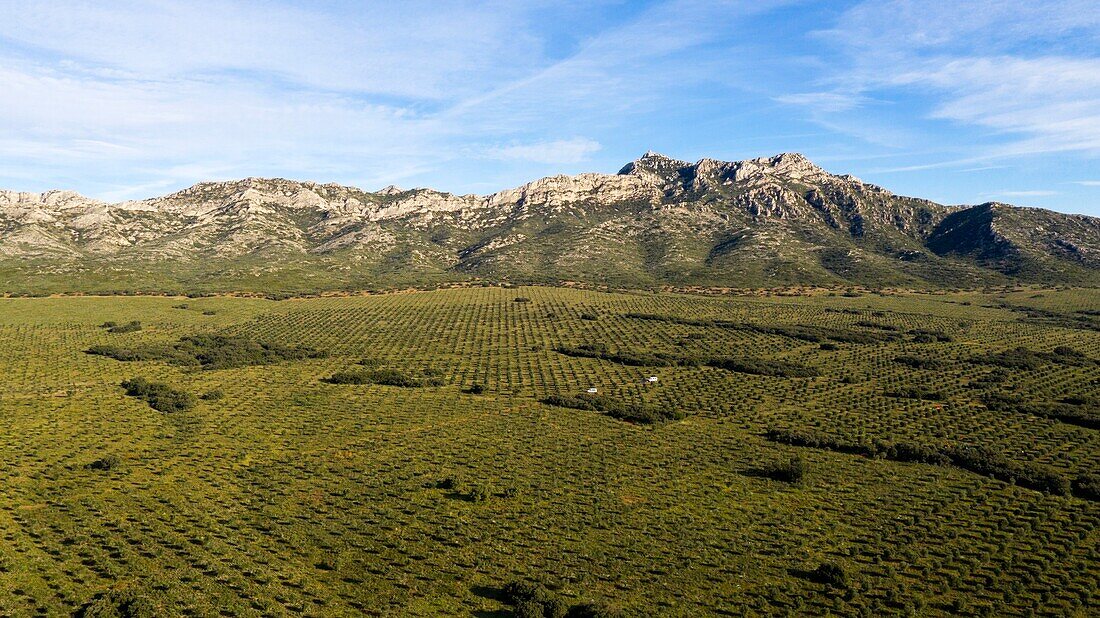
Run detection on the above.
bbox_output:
[0,286,1097,616]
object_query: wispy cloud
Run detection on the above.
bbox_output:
[786,1,1100,162]
[487,138,602,164]
[1073,180,1100,186]
[0,0,794,198]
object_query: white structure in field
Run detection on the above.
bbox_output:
[646,376,658,383]
[586,387,598,393]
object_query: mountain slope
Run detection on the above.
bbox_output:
[2,153,1097,293]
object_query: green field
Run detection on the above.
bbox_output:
[0,286,1097,616]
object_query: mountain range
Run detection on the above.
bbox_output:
[2,152,1098,294]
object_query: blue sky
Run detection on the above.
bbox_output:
[1,0,1098,215]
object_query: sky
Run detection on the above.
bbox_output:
[1,0,1098,216]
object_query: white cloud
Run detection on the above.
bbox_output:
[487,138,602,164]
[896,56,1100,156]
[0,0,548,100]
[788,1,1100,162]
[1074,180,1100,186]
[0,0,794,198]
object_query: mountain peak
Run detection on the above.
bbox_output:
[618,151,689,176]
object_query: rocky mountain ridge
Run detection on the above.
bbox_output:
[2,152,1097,293]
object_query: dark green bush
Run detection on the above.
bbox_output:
[105,321,143,334]
[971,346,1094,370]
[886,386,945,401]
[503,580,573,618]
[981,392,1099,429]
[121,378,195,413]
[86,455,121,472]
[812,561,849,588]
[761,456,806,483]
[894,355,945,370]
[1072,474,1100,501]
[199,389,224,401]
[76,587,159,618]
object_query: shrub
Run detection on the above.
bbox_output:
[971,346,1094,370]
[761,457,806,483]
[120,378,195,413]
[76,587,159,618]
[886,386,945,401]
[466,483,493,503]
[981,392,1099,430]
[324,368,444,388]
[503,581,572,618]
[1072,474,1100,501]
[893,355,944,370]
[513,297,531,303]
[566,604,621,618]
[199,389,224,401]
[465,383,486,395]
[86,455,121,472]
[811,562,849,588]
[101,320,142,333]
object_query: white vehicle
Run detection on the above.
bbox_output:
[586,387,598,393]
[646,376,659,383]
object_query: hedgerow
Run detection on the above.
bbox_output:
[981,392,1099,430]
[764,428,1081,498]
[554,344,818,377]
[88,334,327,370]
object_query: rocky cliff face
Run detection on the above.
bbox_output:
[2,153,1097,292]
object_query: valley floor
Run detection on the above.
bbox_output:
[0,287,1097,616]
